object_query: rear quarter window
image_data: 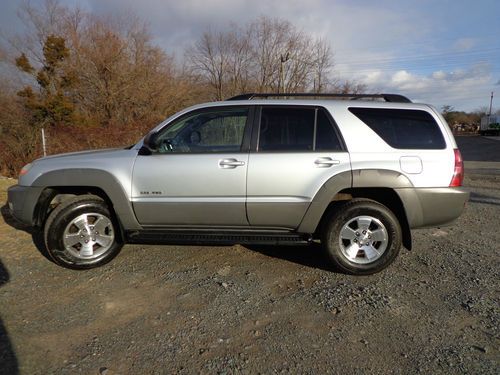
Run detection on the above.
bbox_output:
[348,108,446,149]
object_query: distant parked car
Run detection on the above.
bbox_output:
[480,115,500,136]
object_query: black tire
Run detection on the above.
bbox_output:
[321,198,402,275]
[44,195,123,269]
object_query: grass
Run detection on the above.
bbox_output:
[0,178,16,202]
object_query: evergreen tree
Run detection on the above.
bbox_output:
[15,35,76,127]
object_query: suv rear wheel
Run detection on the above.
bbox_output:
[44,195,123,269]
[322,198,402,275]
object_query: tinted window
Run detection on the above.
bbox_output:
[348,108,445,149]
[315,108,343,151]
[259,107,315,151]
[156,107,248,153]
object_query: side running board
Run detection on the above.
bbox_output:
[126,230,312,246]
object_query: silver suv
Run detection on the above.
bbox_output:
[7,93,469,274]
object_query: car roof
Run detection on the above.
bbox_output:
[189,99,434,111]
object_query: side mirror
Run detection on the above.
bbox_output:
[139,131,159,155]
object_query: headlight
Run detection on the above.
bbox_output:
[19,163,33,177]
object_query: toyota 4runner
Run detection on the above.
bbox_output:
[7,93,469,274]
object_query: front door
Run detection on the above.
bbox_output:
[132,106,251,226]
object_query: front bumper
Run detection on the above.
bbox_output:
[396,187,470,229]
[7,185,44,226]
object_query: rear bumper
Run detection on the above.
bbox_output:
[7,184,44,226]
[396,187,469,229]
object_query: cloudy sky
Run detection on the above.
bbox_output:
[1,0,499,111]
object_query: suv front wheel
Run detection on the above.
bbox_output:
[322,198,402,275]
[44,195,123,269]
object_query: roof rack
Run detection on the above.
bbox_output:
[226,93,412,103]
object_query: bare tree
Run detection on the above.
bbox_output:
[186,16,337,98]
[186,29,233,100]
[311,38,333,93]
[225,27,253,96]
[249,17,289,91]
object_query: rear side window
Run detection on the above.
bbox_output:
[258,107,343,151]
[348,108,446,149]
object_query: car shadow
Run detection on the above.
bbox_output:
[0,260,19,374]
[1,201,342,273]
[243,243,339,273]
[469,192,500,206]
[0,204,52,263]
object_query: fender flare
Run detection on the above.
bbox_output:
[32,169,141,230]
[298,169,415,234]
[297,171,352,233]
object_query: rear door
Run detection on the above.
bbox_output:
[246,106,351,229]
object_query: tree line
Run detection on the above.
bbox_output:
[441,104,498,132]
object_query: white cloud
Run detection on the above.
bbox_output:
[391,70,413,85]
[363,71,383,85]
[355,63,493,109]
[432,71,447,80]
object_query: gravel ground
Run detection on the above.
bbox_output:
[0,146,499,374]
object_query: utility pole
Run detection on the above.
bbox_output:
[279,52,290,94]
[488,91,494,125]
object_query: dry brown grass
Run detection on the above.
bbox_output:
[0,179,16,202]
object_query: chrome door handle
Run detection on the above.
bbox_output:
[314,157,340,168]
[219,158,245,169]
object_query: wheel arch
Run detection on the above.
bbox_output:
[31,168,141,231]
[298,169,413,250]
[33,186,109,226]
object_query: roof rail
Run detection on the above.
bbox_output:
[226,93,412,103]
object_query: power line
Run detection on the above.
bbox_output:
[335,48,500,66]
[335,61,494,75]
[332,33,500,55]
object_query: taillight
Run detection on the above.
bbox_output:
[450,149,464,187]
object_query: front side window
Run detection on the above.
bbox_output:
[156,107,249,153]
